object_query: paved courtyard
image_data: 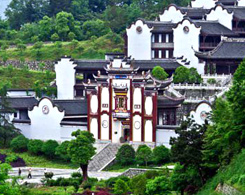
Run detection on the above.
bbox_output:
[9,167,121,184]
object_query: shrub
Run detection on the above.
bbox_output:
[55,141,70,161]
[44,172,54,179]
[144,170,161,179]
[130,174,147,195]
[152,66,169,80]
[10,135,29,152]
[207,78,216,85]
[229,174,240,185]
[105,176,130,189]
[27,139,44,155]
[238,175,245,185]
[173,66,202,84]
[136,145,153,166]
[145,176,171,195]
[116,144,135,165]
[153,145,170,165]
[113,179,130,195]
[42,140,59,158]
[71,172,82,178]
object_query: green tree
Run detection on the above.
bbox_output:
[55,141,71,161]
[27,139,44,155]
[38,16,54,41]
[10,135,29,152]
[173,66,190,83]
[152,66,169,80]
[152,145,170,165]
[146,176,171,195]
[113,179,130,195]
[130,174,147,195]
[170,163,188,195]
[55,11,76,41]
[51,33,60,42]
[170,119,208,186]
[42,140,59,158]
[116,144,135,165]
[68,130,96,182]
[16,43,27,55]
[82,19,110,40]
[136,145,152,166]
[0,82,20,147]
[68,32,76,41]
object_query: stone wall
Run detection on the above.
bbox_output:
[120,168,155,178]
[216,183,242,195]
[0,60,54,71]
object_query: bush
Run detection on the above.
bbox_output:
[153,145,170,165]
[152,66,169,80]
[130,174,147,195]
[145,176,171,195]
[42,140,59,158]
[71,172,82,178]
[229,174,240,185]
[144,170,161,179]
[105,176,130,189]
[44,172,54,179]
[238,175,245,185]
[55,141,70,161]
[173,66,202,84]
[10,135,29,152]
[27,139,44,155]
[136,145,152,166]
[207,78,216,85]
[113,179,130,195]
[116,144,135,165]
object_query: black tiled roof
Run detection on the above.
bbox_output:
[54,99,87,116]
[226,7,245,20]
[0,97,38,109]
[158,96,184,108]
[195,39,245,59]
[133,60,181,70]
[145,21,176,32]
[180,8,209,18]
[218,0,237,5]
[195,21,237,36]
[75,60,108,70]
[74,59,181,71]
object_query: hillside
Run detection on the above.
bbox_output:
[0,34,123,61]
[197,149,245,195]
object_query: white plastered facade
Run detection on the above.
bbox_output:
[126,20,153,60]
[159,5,185,23]
[191,0,216,9]
[206,5,233,29]
[173,19,205,74]
[190,102,212,125]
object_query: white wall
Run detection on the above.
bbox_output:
[55,58,77,100]
[206,5,233,29]
[133,88,142,113]
[159,5,185,23]
[190,102,212,125]
[101,114,109,140]
[173,19,204,74]
[145,96,153,116]
[112,121,122,143]
[28,98,65,141]
[156,129,178,148]
[191,0,216,9]
[145,120,153,142]
[90,118,98,140]
[91,95,98,114]
[101,87,110,112]
[127,20,152,60]
[238,0,245,6]
[133,115,141,142]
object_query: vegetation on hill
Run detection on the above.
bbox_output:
[197,149,245,195]
[0,65,55,89]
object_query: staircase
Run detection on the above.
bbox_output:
[88,143,121,172]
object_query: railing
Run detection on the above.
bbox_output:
[171,83,228,90]
[152,42,174,49]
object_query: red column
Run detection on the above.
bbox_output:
[87,92,91,132]
[141,87,145,142]
[98,86,101,140]
[109,79,112,140]
[130,80,133,141]
[152,93,157,143]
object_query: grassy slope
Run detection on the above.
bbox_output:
[0,66,55,89]
[197,149,245,195]
[0,35,123,61]
[0,149,78,169]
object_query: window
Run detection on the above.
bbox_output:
[158,109,176,125]
[155,34,159,43]
[169,33,173,43]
